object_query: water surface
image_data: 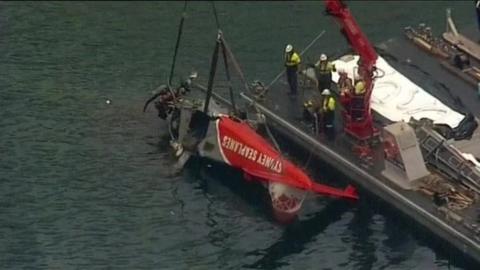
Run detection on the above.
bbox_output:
[0,1,478,269]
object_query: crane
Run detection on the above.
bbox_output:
[324,0,380,145]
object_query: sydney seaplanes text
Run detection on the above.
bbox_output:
[221,135,283,173]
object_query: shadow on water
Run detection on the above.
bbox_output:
[150,120,478,269]
[269,125,480,269]
[345,199,377,270]
[243,200,352,269]
[352,193,478,270]
[183,156,274,220]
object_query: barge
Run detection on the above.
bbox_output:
[225,5,480,263]
[204,2,480,264]
[150,0,480,265]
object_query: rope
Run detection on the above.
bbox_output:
[209,2,252,94]
[263,115,282,156]
[254,101,285,166]
[208,5,278,152]
[210,3,238,115]
[260,30,326,169]
[264,29,326,91]
[168,1,188,89]
[301,113,319,170]
[206,5,290,170]
[219,35,252,94]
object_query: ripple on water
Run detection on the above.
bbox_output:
[0,1,477,269]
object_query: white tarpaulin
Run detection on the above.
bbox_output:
[331,55,465,128]
[331,55,480,169]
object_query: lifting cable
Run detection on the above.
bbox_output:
[209,2,283,157]
[211,2,238,115]
[211,1,221,30]
[219,35,252,94]
[221,41,238,115]
[203,34,221,113]
[264,29,326,91]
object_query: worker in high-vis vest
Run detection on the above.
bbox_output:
[321,89,336,141]
[354,80,366,95]
[352,80,366,120]
[284,44,301,95]
[315,54,336,93]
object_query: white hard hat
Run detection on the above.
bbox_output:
[285,44,293,53]
[321,89,331,96]
[320,54,327,61]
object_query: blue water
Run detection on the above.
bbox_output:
[0,1,478,269]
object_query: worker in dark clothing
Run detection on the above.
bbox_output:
[337,68,353,97]
[453,52,470,70]
[303,98,322,134]
[314,54,336,93]
[433,191,448,206]
[321,89,336,141]
[337,68,353,114]
[284,44,301,95]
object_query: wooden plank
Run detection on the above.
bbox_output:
[465,69,480,81]
[443,32,480,62]
[439,60,479,87]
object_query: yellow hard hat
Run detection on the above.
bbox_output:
[355,81,365,92]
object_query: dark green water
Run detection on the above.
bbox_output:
[0,1,478,269]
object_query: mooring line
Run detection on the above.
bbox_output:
[265,29,326,90]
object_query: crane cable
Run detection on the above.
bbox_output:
[209,4,316,174]
[211,2,238,115]
[143,2,186,113]
[209,2,283,156]
[167,1,188,103]
[211,1,221,30]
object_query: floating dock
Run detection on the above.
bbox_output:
[229,25,480,263]
[190,18,480,265]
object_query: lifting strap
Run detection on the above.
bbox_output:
[211,2,238,115]
[203,33,221,113]
[219,35,251,94]
[221,41,238,115]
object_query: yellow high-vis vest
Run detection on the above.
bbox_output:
[322,96,335,112]
[285,52,301,67]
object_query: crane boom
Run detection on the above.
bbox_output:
[325,0,379,141]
